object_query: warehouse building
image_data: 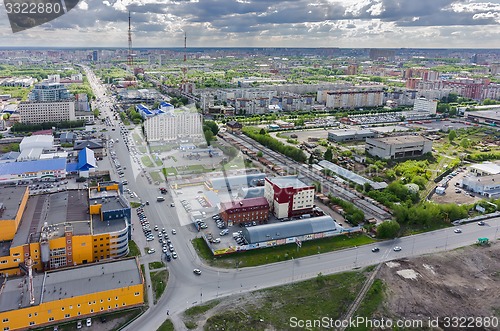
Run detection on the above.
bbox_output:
[0,182,130,276]
[241,216,345,248]
[205,173,266,192]
[327,129,376,142]
[0,158,67,184]
[461,174,500,198]
[464,109,500,126]
[0,258,144,331]
[365,135,432,159]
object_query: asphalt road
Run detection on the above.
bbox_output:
[83,67,500,331]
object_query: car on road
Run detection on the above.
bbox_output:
[454,228,462,233]
[478,221,485,226]
[371,247,380,252]
[172,252,178,259]
[171,229,177,235]
[393,246,402,252]
[193,269,201,275]
[86,318,92,327]
[77,321,82,329]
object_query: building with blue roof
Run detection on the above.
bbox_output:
[136,104,154,119]
[0,158,67,183]
[77,147,97,177]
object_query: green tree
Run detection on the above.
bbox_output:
[324,148,333,161]
[256,151,263,158]
[460,138,471,149]
[376,220,400,239]
[448,130,457,143]
[203,120,219,136]
[259,128,266,135]
[204,129,214,145]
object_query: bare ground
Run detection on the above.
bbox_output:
[183,243,500,330]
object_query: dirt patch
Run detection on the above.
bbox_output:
[377,243,500,327]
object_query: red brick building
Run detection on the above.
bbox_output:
[220,197,269,226]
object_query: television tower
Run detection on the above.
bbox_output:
[181,31,187,89]
[127,11,133,66]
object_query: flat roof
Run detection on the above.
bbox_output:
[13,190,90,247]
[328,129,374,136]
[464,173,500,186]
[0,186,27,220]
[221,197,269,213]
[368,135,426,145]
[0,258,142,313]
[370,125,410,134]
[469,162,500,175]
[465,109,500,120]
[266,176,312,189]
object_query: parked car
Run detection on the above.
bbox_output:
[171,229,177,235]
[86,318,92,327]
[77,321,82,329]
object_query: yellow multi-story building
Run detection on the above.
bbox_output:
[0,258,144,331]
[0,182,131,276]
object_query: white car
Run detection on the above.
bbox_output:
[454,228,462,233]
[171,229,177,235]
[172,252,178,259]
[86,318,92,327]
[147,248,155,254]
[393,246,402,252]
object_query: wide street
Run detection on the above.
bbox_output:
[83,67,500,330]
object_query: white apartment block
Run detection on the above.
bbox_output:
[413,97,438,114]
[144,112,204,142]
[365,135,433,160]
[325,89,384,109]
[18,101,75,124]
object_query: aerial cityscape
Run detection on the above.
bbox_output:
[0,1,499,331]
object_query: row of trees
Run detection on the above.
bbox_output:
[242,127,307,163]
[203,120,219,145]
[11,120,85,133]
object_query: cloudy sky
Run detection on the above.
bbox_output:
[0,0,499,48]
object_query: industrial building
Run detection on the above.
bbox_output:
[469,162,500,176]
[365,135,433,160]
[0,182,131,276]
[461,174,500,198]
[264,176,315,219]
[220,197,269,226]
[465,109,500,126]
[0,258,144,331]
[327,129,376,142]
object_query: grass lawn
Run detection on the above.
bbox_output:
[149,261,165,269]
[192,233,376,268]
[132,133,143,145]
[137,146,147,154]
[150,171,164,183]
[150,144,175,153]
[130,202,142,208]
[346,279,385,331]
[151,270,169,304]
[184,300,221,317]
[127,240,141,257]
[163,167,178,176]
[141,155,154,167]
[201,270,367,331]
[156,319,175,331]
[155,158,163,166]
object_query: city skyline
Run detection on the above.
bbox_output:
[0,0,499,48]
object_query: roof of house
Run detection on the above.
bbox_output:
[221,197,269,213]
[265,176,312,189]
[469,162,500,175]
[77,147,96,171]
[74,139,103,150]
